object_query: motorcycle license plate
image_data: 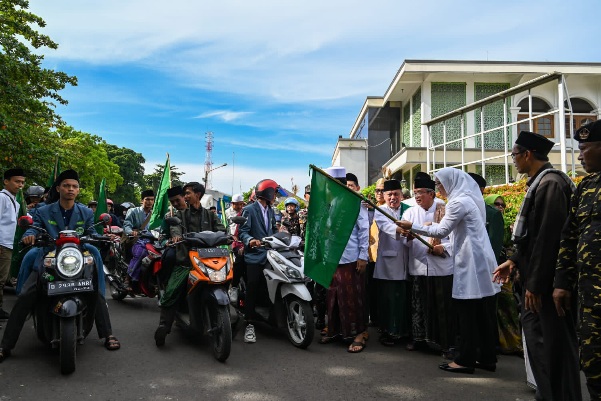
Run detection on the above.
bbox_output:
[197,248,229,258]
[47,279,94,295]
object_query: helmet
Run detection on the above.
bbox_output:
[284,197,300,212]
[25,185,45,198]
[107,198,114,206]
[254,179,279,204]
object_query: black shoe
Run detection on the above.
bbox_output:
[0,347,11,362]
[475,361,496,372]
[0,309,10,320]
[439,363,474,374]
[154,325,168,347]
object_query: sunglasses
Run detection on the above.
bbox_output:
[494,201,506,208]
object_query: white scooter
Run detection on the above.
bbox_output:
[233,231,314,348]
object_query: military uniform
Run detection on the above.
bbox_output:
[555,171,601,396]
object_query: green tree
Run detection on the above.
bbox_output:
[104,144,146,203]
[0,0,76,180]
[143,164,183,192]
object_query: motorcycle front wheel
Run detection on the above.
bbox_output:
[284,295,314,349]
[210,305,232,362]
[59,317,77,374]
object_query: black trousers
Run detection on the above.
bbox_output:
[245,262,269,322]
[232,253,245,288]
[160,247,177,284]
[521,289,581,401]
[366,261,379,326]
[1,273,112,350]
[453,296,497,368]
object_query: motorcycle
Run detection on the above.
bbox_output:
[103,228,165,301]
[17,214,111,374]
[233,227,314,349]
[164,217,233,362]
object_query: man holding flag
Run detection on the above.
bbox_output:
[307,166,368,353]
[0,168,26,321]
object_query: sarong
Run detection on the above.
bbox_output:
[326,261,366,339]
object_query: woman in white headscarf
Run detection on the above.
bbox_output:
[397,167,500,374]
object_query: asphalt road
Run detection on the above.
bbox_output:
[0,290,589,401]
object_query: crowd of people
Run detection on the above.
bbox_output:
[0,121,600,400]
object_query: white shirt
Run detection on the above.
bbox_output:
[0,189,18,249]
[402,202,453,277]
[412,195,500,299]
[257,202,269,230]
[225,206,240,235]
[374,205,408,280]
[339,206,369,264]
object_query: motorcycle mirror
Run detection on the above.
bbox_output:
[164,216,182,226]
[18,215,34,228]
[99,213,112,225]
[230,216,247,225]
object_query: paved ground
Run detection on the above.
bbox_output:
[0,290,589,401]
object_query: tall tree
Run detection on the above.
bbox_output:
[143,164,183,192]
[104,144,146,203]
[0,0,77,176]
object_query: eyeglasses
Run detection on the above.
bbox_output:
[510,150,527,159]
[494,201,506,208]
[375,189,384,193]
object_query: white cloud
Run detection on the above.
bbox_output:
[144,161,314,196]
[194,110,254,122]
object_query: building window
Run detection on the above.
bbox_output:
[411,88,422,147]
[564,98,597,138]
[431,83,466,149]
[474,83,510,149]
[517,97,554,137]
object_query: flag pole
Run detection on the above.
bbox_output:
[309,164,437,253]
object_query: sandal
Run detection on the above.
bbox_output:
[348,339,366,353]
[104,335,121,351]
[320,327,328,336]
[319,334,341,344]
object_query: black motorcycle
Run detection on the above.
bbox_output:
[18,214,111,374]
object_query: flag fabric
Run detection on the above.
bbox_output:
[46,156,61,187]
[148,155,171,230]
[94,178,109,235]
[220,198,227,229]
[303,166,362,288]
[9,189,28,278]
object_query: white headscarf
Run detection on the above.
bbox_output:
[434,168,486,220]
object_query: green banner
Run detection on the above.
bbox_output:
[303,166,361,288]
[94,178,108,234]
[10,189,28,278]
[148,156,171,230]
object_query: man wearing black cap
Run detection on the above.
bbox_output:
[401,174,455,355]
[493,131,580,400]
[0,168,26,320]
[554,120,601,399]
[0,169,120,362]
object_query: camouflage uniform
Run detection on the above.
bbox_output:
[281,212,302,237]
[298,208,308,239]
[555,171,601,398]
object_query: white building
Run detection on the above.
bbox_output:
[333,60,601,188]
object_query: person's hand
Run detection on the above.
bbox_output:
[429,245,445,256]
[524,290,542,313]
[237,247,244,256]
[22,235,36,246]
[492,259,515,284]
[171,236,182,243]
[395,220,412,230]
[132,230,139,237]
[249,239,262,248]
[553,288,572,317]
[356,259,367,274]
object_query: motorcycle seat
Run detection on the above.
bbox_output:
[185,231,230,248]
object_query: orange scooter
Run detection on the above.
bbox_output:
[165,217,234,362]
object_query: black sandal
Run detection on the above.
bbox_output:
[319,334,341,344]
[104,335,121,351]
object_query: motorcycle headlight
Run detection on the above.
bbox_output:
[284,266,302,280]
[207,267,226,282]
[56,248,84,278]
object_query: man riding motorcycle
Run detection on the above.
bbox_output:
[0,169,120,362]
[238,179,280,343]
[280,197,302,237]
[154,182,225,346]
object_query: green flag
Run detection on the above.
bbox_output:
[148,155,171,230]
[94,178,109,234]
[10,189,28,278]
[46,156,61,187]
[220,198,227,229]
[303,166,361,288]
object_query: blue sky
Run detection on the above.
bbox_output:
[28,0,599,195]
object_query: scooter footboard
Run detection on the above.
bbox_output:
[280,283,312,302]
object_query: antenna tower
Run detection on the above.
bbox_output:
[204,131,213,189]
